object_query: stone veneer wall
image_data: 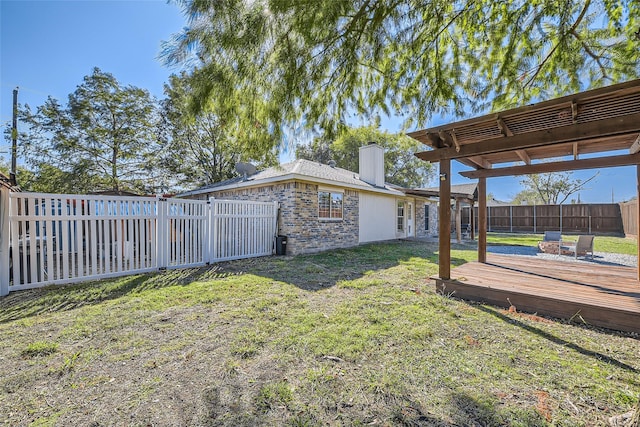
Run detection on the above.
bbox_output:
[416,201,438,238]
[192,181,359,255]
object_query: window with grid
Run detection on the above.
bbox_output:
[397,201,404,232]
[318,191,343,219]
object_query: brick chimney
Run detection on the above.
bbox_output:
[359,143,385,187]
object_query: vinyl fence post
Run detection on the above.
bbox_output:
[0,188,10,296]
[156,196,169,269]
[273,201,279,254]
[208,197,215,263]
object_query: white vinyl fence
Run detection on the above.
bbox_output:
[0,190,278,295]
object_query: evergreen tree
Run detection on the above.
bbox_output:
[19,68,161,194]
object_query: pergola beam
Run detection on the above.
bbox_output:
[460,153,640,179]
[415,112,640,163]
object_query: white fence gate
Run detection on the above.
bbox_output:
[0,191,278,295]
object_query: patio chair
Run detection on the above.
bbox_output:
[542,231,562,242]
[561,235,595,260]
[538,231,562,254]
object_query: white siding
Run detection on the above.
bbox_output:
[359,193,400,243]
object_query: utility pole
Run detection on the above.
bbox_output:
[10,87,18,186]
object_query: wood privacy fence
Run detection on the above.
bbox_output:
[0,190,278,295]
[619,200,637,236]
[459,203,623,235]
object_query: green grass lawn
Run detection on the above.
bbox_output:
[0,240,638,426]
[486,232,637,255]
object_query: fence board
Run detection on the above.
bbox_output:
[620,200,637,236]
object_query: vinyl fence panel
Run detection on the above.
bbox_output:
[210,199,279,262]
[3,192,279,294]
[165,198,210,269]
[7,193,160,291]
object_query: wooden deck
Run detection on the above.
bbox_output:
[433,254,640,334]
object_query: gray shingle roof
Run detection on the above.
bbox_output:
[179,159,406,197]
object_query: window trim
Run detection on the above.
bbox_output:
[397,200,405,232]
[318,190,344,221]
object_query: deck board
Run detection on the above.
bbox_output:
[433,254,640,333]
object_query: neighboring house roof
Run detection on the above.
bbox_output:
[408,182,478,201]
[179,159,421,198]
[487,197,511,207]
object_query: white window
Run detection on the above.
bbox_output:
[319,191,343,219]
[397,201,404,232]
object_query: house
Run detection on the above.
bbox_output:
[179,143,438,255]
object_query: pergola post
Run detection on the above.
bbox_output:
[478,177,487,263]
[455,198,462,243]
[439,159,451,280]
[636,165,640,281]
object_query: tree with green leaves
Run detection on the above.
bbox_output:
[515,171,598,205]
[18,68,161,194]
[296,126,434,188]
[159,73,278,189]
[163,0,639,149]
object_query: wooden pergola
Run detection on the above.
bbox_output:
[408,79,640,282]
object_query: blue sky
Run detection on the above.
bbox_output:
[0,0,636,202]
